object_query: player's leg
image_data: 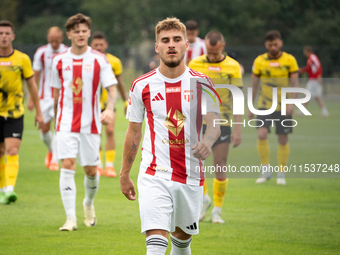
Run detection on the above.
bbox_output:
[170,227,192,255]
[138,174,173,255]
[315,82,329,117]
[0,139,6,204]
[104,110,117,177]
[57,132,78,231]
[40,122,53,168]
[97,139,104,176]
[79,133,101,227]
[276,115,292,185]
[256,125,271,183]
[210,137,230,224]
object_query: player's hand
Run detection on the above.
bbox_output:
[286,104,294,116]
[248,109,254,119]
[120,175,136,201]
[100,108,113,125]
[192,141,211,160]
[231,130,241,148]
[27,97,34,111]
[35,112,44,129]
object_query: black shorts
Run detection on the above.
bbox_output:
[256,110,293,134]
[203,125,231,147]
[0,115,24,142]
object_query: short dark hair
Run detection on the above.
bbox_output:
[265,30,281,41]
[205,31,225,46]
[92,31,107,41]
[0,20,14,31]
[303,45,313,53]
[65,13,91,31]
[185,20,198,31]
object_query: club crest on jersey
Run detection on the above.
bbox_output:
[184,90,194,102]
[164,108,186,136]
[84,65,92,73]
[70,77,83,96]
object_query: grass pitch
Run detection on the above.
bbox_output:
[0,100,339,255]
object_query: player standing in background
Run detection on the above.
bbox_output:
[90,31,128,178]
[51,13,117,231]
[184,20,206,65]
[189,31,243,224]
[248,30,299,185]
[28,26,68,171]
[120,17,220,255]
[0,20,43,204]
[299,45,329,117]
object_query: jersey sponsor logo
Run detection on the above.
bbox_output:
[184,90,194,102]
[152,166,168,172]
[84,64,92,73]
[64,66,71,71]
[73,61,82,66]
[164,108,186,136]
[152,92,164,101]
[166,87,181,93]
[162,138,189,148]
[0,61,12,66]
[208,66,221,71]
[269,62,280,67]
[70,77,83,103]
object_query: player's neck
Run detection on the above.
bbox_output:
[70,45,88,55]
[158,61,186,79]
[0,45,13,56]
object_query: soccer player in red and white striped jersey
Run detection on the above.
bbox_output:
[28,27,68,171]
[299,46,329,117]
[50,13,117,231]
[120,17,220,255]
[184,20,207,66]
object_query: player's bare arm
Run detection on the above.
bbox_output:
[192,111,221,160]
[116,75,128,112]
[287,72,299,115]
[53,88,60,126]
[120,121,143,201]
[26,76,43,129]
[101,85,117,125]
[231,114,242,148]
[27,70,41,111]
[248,73,260,119]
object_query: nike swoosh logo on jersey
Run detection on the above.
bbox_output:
[220,135,229,141]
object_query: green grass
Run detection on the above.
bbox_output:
[0,100,339,255]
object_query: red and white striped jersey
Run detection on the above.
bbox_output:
[51,47,117,134]
[300,53,323,79]
[184,37,207,65]
[33,43,68,100]
[127,67,219,186]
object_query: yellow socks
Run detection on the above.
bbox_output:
[213,178,228,208]
[99,151,103,164]
[0,156,5,191]
[105,150,116,165]
[257,139,270,165]
[277,143,289,170]
[5,155,19,189]
[203,180,208,195]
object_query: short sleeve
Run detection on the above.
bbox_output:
[22,54,34,79]
[231,63,243,88]
[32,50,42,71]
[50,58,62,89]
[252,57,261,76]
[111,58,123,76]
[100,61,118,88]
[126,88,145,122]
[205,77,221,114]
[289,55,299,73]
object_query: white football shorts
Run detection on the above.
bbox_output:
[306,80,322,98]
[56,131,100,166]
[39,98,54,124]
[138,172,203,236]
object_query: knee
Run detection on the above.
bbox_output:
[6,147,19,156]
[61,159,76,170]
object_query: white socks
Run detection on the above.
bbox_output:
[146,235,168,255]
[84,172,99,207]
[211,206,222,215]
[60,168,76,221]
[40,131,52,152]
[262,164,270,174]
[51,134,58,163]
[170,234,192,255]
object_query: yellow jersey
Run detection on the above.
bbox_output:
[0,50,34,118]
[188,54,243,126]
[100,53,123,110]
[252,51,299,111]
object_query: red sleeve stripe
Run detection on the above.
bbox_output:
[130,70,157,92]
